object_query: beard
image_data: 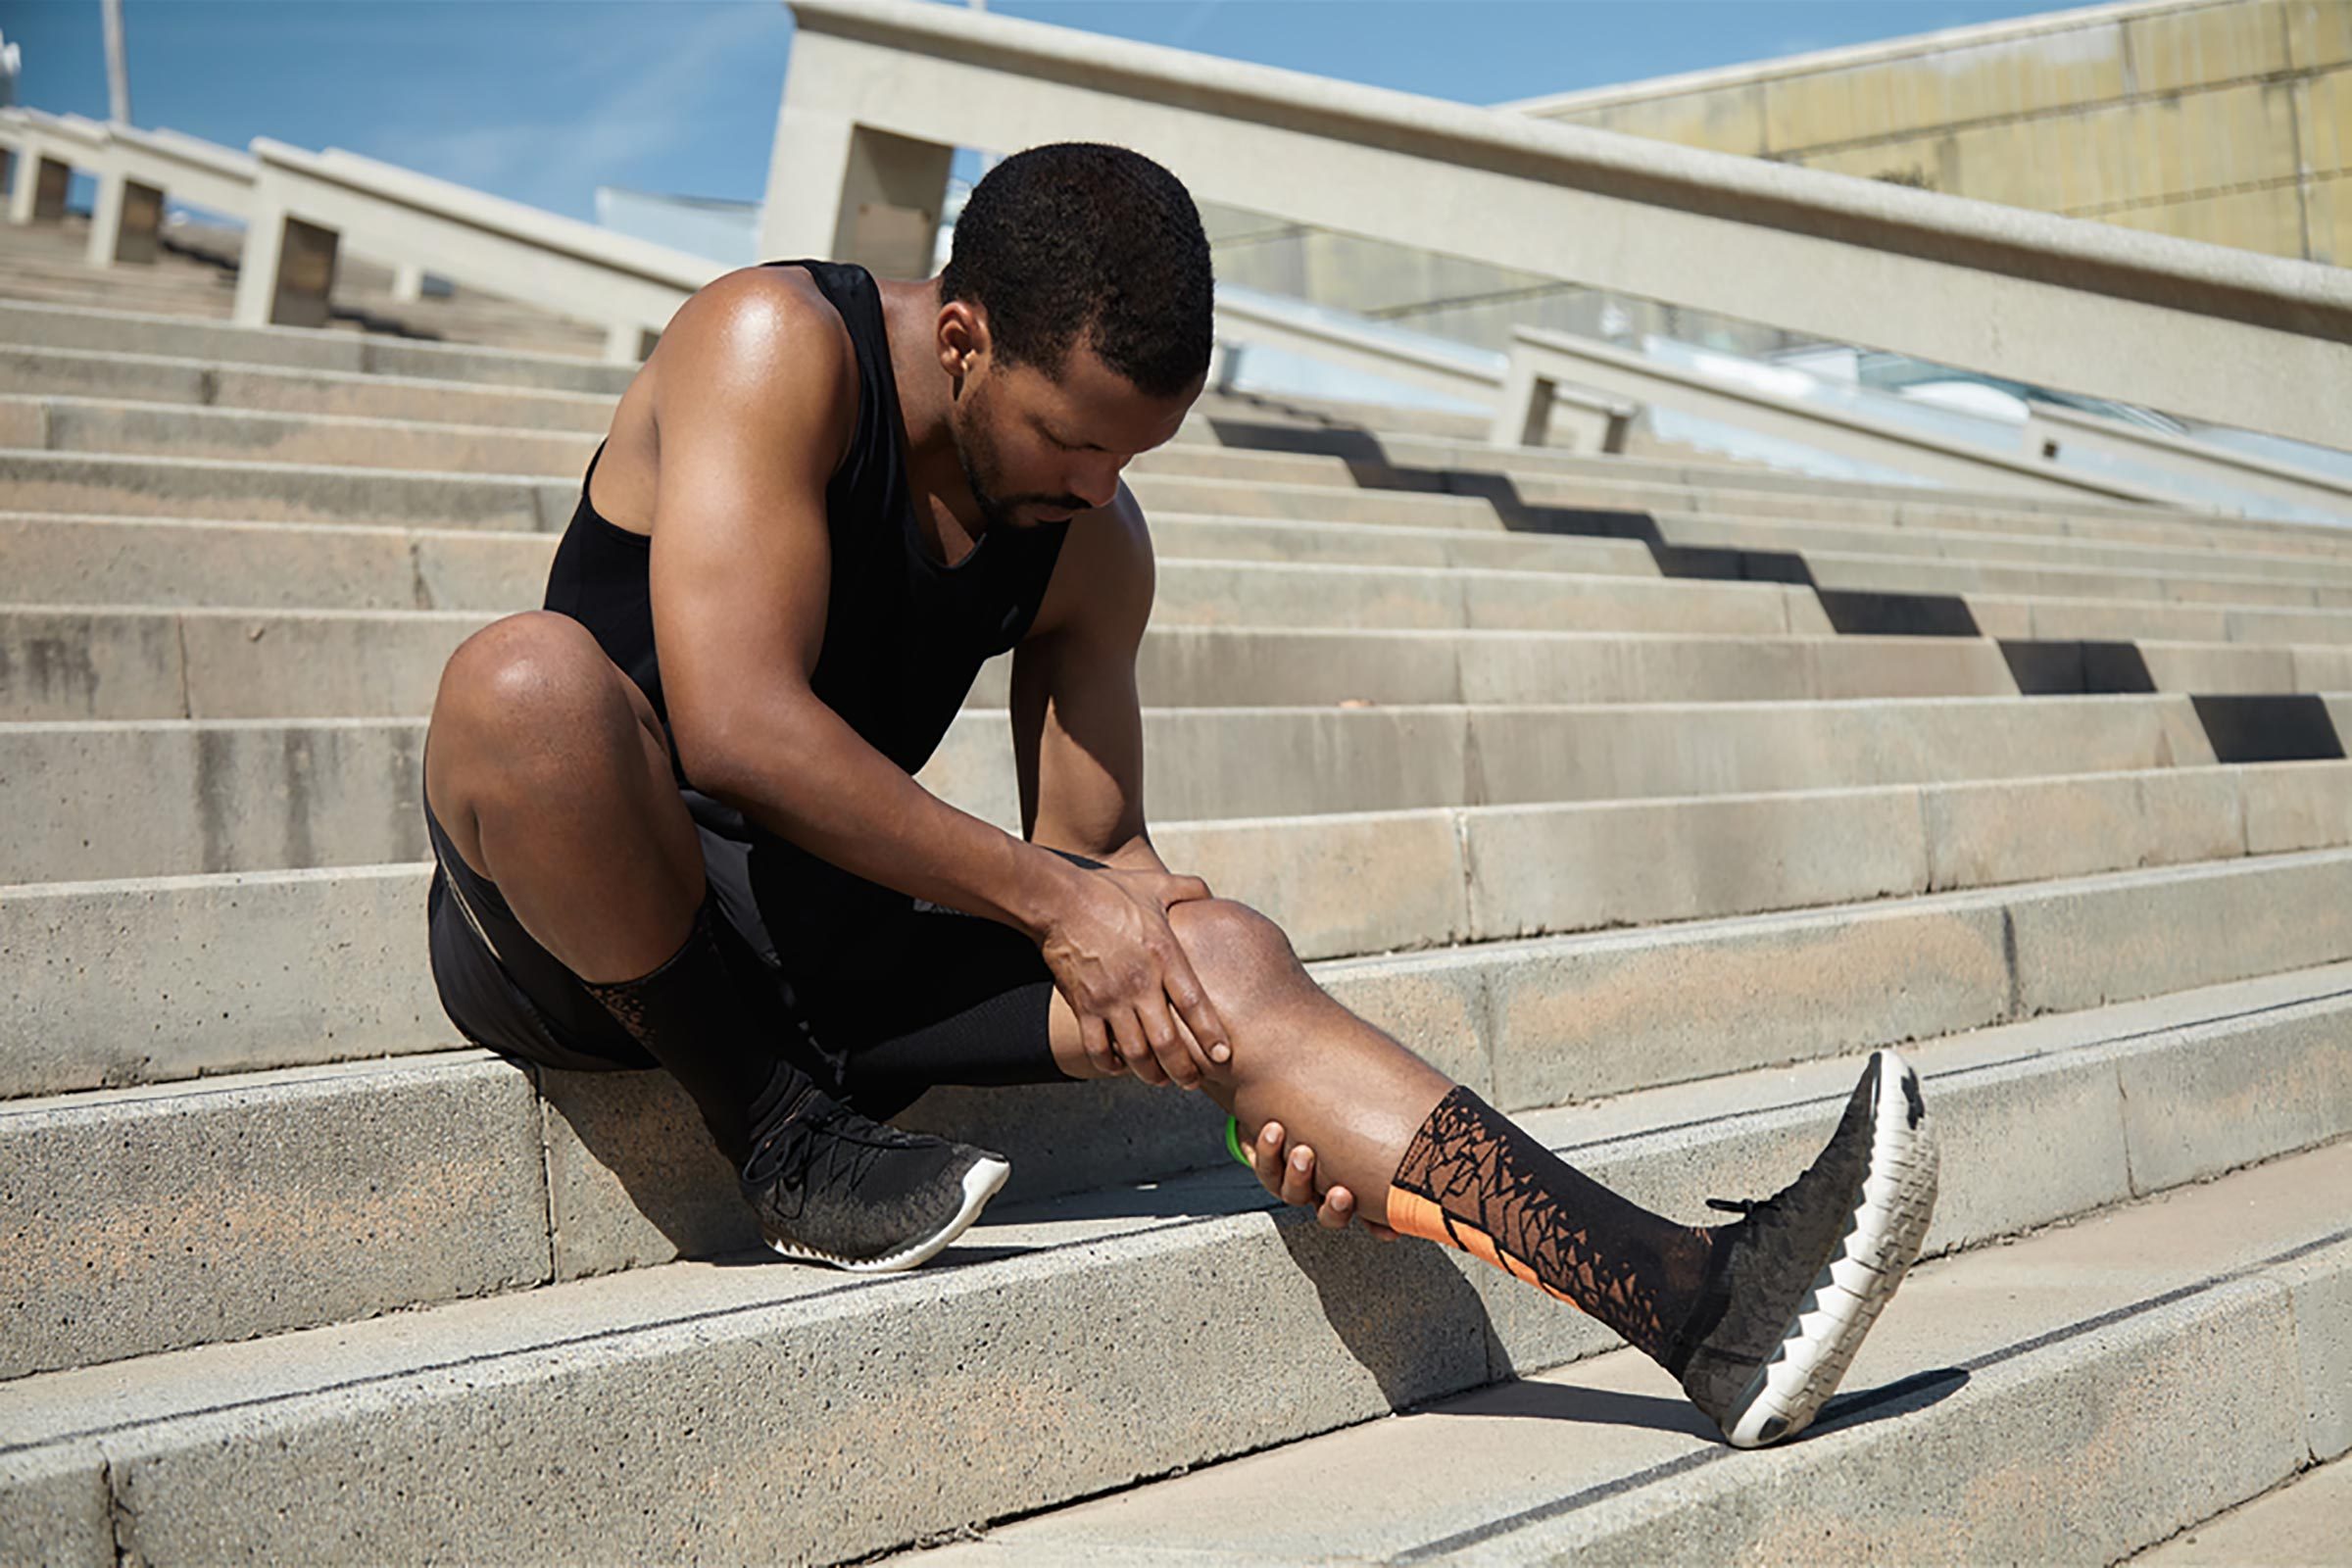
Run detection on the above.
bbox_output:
[951,376,1023,533]
[951,374,1076,530]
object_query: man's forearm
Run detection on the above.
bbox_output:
[683,693,1090,943]
[1097,834,1170,875]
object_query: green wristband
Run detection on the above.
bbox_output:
[1225,1115,1252,1168]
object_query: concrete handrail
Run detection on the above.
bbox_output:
[235,139,727,361]
[1,107,107,226]
[84,122,259,268]
[1212,289,1633,454]
[1496,324,2174,504]
[770,0,2352,449]
[2025,403,2352,523]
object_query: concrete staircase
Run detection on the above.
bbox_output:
[3,214,2348,1566]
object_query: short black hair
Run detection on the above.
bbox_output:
[940,142,1212,400]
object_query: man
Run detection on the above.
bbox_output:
[418,143,1937,1447]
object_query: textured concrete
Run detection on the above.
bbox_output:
[0,719,430,881]
[0,450,562,529]
[0,1054,550,1378]
[1923,766,2246,890]
[1151,808,1471,956]
[4,610,2030,722]
[1473,896,2011,1110]
[1124,470,1500,530]
[0,345,618,431]
[0,863,445,1098]
[9,497,1700,609]
[2242,760,2352,855]
[0,296,634,393]
[1647,506,2352,592]
[2109,1000,2352,1196]
[1463,786,1929,938]
[16,843,2352,1103]
[2287,1250,2352,1464]
[7,937,2342,1384]
[2134,1454,2352,1565]
[903,1145,2352,1568]
[7,994,2347,1563]
[0,1446,111,1568]
[24,395,602,476]
[2009,851,2352,1012]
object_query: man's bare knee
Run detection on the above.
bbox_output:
[1167,897,1309,1018]
[424,612,674,865]
[434,614,656,774]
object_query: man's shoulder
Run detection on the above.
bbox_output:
[653,266,859,472]
[1029,482,1153,646]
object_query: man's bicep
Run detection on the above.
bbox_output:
[1011,623,1148,854]
[645,278,851,777]
[1012,510,1154,857]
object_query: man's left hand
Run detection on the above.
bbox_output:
[1244,1119,1397,1240]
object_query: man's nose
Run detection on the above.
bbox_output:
[1068,457,1128,511]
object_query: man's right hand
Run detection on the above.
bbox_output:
[1039,867,1229,1089]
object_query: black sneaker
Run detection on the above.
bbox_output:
[1665,1050,1940,1447]
[740,1088,1009,1274]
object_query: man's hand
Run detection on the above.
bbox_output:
[1244,1120,1398,1241]
[1039,865,1228,1089]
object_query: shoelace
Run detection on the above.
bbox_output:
[755,1100,934,1202]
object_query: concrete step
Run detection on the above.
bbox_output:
[0,299,634,393]
[13,947,2350,1380]
[2130,1451,2352,1565]
[0,392,1345,488]
[3,694,2255,882]
[1971,590,2352,650]
[24,395,2351,626]
[0,262,612,355]
[0,610,2016,720]
[895,1132,2352,1568]
[1383,455,2352,574]
[0,348,618,430]
[1336,426,2352,559]
[0,512,1754,630]
[3,981,2343,1562]
[17,389,2351,609]
[0,511,1667,613]
[11,826,2351,1102]
[1647,505,2352,593]
[0,451,1505,532]
[1802,545,2352,613]
[0,449,574,528]
[12,452,2352,649]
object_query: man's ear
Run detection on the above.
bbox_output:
[937,298,991,373]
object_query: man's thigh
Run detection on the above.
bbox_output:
[784,895,1072,1116]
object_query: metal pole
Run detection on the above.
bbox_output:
[101,0,131,123]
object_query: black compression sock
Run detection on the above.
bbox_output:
[580,896,813,1172]
[1385,1085,1716,1366]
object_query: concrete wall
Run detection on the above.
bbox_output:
[1202,0,2349,363]
[1515,0,2351,266]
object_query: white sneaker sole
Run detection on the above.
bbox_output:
[1722,1050,1941,1448]
[765,1154,1011,1275]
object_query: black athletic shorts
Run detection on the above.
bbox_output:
[421,781,1068,1121]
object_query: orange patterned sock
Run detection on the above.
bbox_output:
[1386,1085,1713,1365]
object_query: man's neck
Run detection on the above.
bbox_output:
[876,273,984,553]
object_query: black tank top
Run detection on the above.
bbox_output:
[542,258,1071,938]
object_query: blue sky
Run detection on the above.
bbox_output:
[7,0,2066,222]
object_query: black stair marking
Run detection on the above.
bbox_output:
[1998,640,2159,695]
[2191,694,2347,762]
[1813,589,1982,637]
